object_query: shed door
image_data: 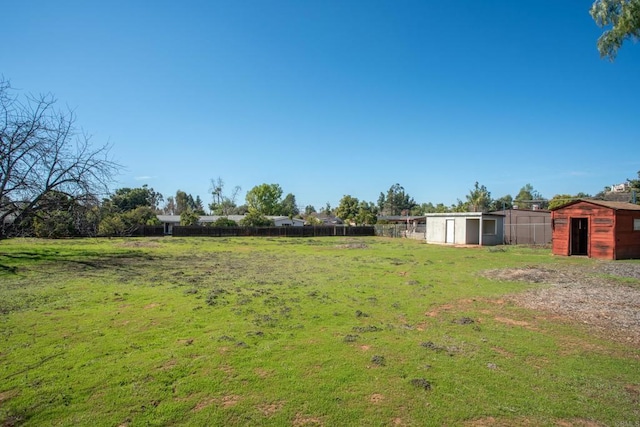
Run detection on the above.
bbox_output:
[445,219,455,244]
[570,218,588,256]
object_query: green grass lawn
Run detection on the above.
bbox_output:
[1,237,638,426]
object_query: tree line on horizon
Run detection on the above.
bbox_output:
[4,171,639,238]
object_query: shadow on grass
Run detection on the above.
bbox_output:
[0,249,158,274]
[0,263,18,274]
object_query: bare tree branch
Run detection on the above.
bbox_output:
[0,78,121,237]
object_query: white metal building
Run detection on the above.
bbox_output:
[423,212,504,246]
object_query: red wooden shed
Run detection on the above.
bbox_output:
[551,199,640,260]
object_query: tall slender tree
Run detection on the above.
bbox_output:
[465,182,491,212]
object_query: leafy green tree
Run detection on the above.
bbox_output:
[322,202,333,215]
[305,215,323,226]
[234,204,249,215]
[434,203,450,213]
[280,193,299,218]
[514,184,547,209]
[33,207,76,238]
[379,184,417,216]
[180,209,200,226]
[239,211,274,227]
[175,191,191,215]
[335,195,360,223]
[210,217,238,227]
[628,170,640,191]
[173,190,204,215]
[420,202,450,213]
[31,192,99,238]
[466,182,492,212]
[548,194,575,210]
[98,205,159,236]
[354,201,378,225]
[451,199,467,213]
[107,185,163,213]
[125,206,160,226]
[591,0,640,60]
[548,193,592,210]
[304,205,316,216]
[98,215,127,236]
[245,183,284,215]
[490,195,513,211]
[194,195,206,215]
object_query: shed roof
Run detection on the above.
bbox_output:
[424,212,504,218]
[378,215,426,221]
[551,199,640,211]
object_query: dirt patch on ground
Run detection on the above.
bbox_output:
[221,395,240,407]
[192,397,216,412]
[369,393,384,404]
[482,263,640,346]
[292,413,324,426]
[0,389,19,404]
[257,401,285,416]
[119,241,162,248]
[254,368,273,378]
[464,417,605,426]
[335,243,368,249]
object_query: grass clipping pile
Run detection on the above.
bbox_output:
[483,263,640,346]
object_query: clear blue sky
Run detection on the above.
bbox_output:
[3,1,639,210]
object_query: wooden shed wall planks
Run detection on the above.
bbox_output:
[615,211,640,259]
[552,200,640,260]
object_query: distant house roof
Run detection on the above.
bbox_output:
[423,212,505,218]
[156,215,305,224]
[309,213,343,225]
[157,215,246,223]
[491,209,550,216]
[551,199,640,211]
[378,215,426,222]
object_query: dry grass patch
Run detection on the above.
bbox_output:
[464,417,605,426]
[0,389,19,404]
[118,241,162,248]
[493,317,532,328]
[221,395,241,407]
[369,393,384,404]
[257,401,285,416]
[192,397,216,412]
[292,413,324,426]
[254,367,273,378]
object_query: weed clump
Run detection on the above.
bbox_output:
[410,378,432,390]
[420,341,444,351]
[452,317,475,325]
[371,355,386,366]
[206,286,228,306]
[352,325,382,333]
[253,314,278,327]
[355,310,369,318]
[343,334,359,343]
